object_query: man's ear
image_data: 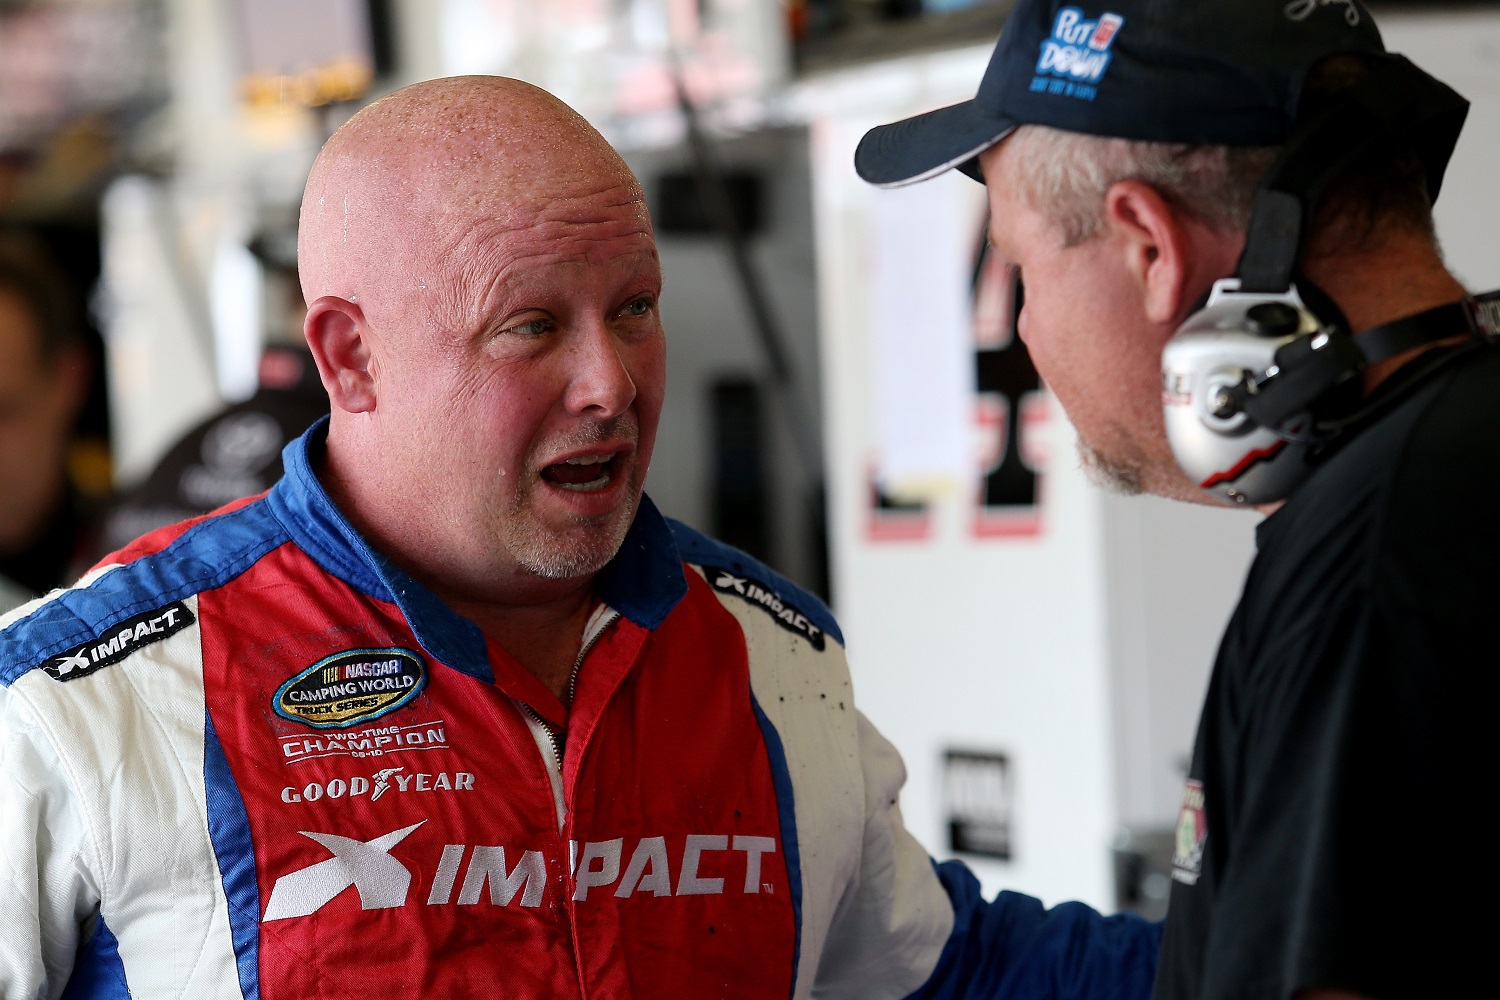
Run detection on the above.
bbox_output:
[304,296,378,414]
[1101,181,1205,326]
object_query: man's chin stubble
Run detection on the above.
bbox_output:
[509,489,641,581]
[1077,438,1144,496]
[1077,436,1221,505]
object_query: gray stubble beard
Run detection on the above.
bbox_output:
[509,487,641,581]
[1077,437,1144,496]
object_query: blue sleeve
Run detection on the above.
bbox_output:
[906,861,1163,1000]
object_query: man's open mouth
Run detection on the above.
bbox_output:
[539,452,621,492]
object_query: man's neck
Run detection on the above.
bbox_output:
[447,588,599,703]
[316,428,604,703]
[1305,236,1470,393]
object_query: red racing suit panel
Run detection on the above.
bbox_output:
[195,538,795,999]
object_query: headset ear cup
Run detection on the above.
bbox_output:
[1162,280,1338,505]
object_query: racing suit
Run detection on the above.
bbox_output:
[0,422,1159,999]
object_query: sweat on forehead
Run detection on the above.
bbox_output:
[297,76,640,303]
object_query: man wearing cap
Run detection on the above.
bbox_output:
[858,1,1491,998]
[0,75,1164,999]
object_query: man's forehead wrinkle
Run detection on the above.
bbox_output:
[446,187,651,243]
[427,190,651,263]
[418,163,654,300]
[454,235,660,335]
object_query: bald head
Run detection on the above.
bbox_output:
[298,76,647,335]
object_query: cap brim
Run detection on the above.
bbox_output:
[855,99,1017,188]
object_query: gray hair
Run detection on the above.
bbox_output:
[1000,125,1279,247]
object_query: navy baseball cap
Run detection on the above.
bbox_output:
[855,0,1390,186]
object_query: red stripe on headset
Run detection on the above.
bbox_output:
[1200,438,1288,489]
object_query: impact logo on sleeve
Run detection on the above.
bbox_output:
[1032,7,1124,101]
[275,647,427,730]
[42,602,195,682]
[705,568,825,651]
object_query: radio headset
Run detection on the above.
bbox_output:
[1160,54,1496,506]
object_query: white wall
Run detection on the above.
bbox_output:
[105,0,339,486]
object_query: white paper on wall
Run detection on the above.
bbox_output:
[865,176,975,501]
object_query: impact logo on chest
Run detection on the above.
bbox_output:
[42,602,195,682]
[275,647,427,730]
[705,567,825,651]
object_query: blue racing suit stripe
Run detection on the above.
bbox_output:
[751,692,804,999]
[203,711,262,1000]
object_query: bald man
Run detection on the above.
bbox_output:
[0,78,1157,999]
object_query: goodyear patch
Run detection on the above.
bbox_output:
[706,567,825,651]
[43,602,195,682]
[274,647,426,730]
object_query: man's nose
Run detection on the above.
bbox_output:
[565,322,638,418]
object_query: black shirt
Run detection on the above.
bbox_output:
[1154,345,1496,1000]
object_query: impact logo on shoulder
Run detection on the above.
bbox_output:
[1032,7,1124,101]
[42,602,195,682]
[707,568,825,651]
[275,647,427,729]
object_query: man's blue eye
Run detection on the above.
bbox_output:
[509,319,550,336]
